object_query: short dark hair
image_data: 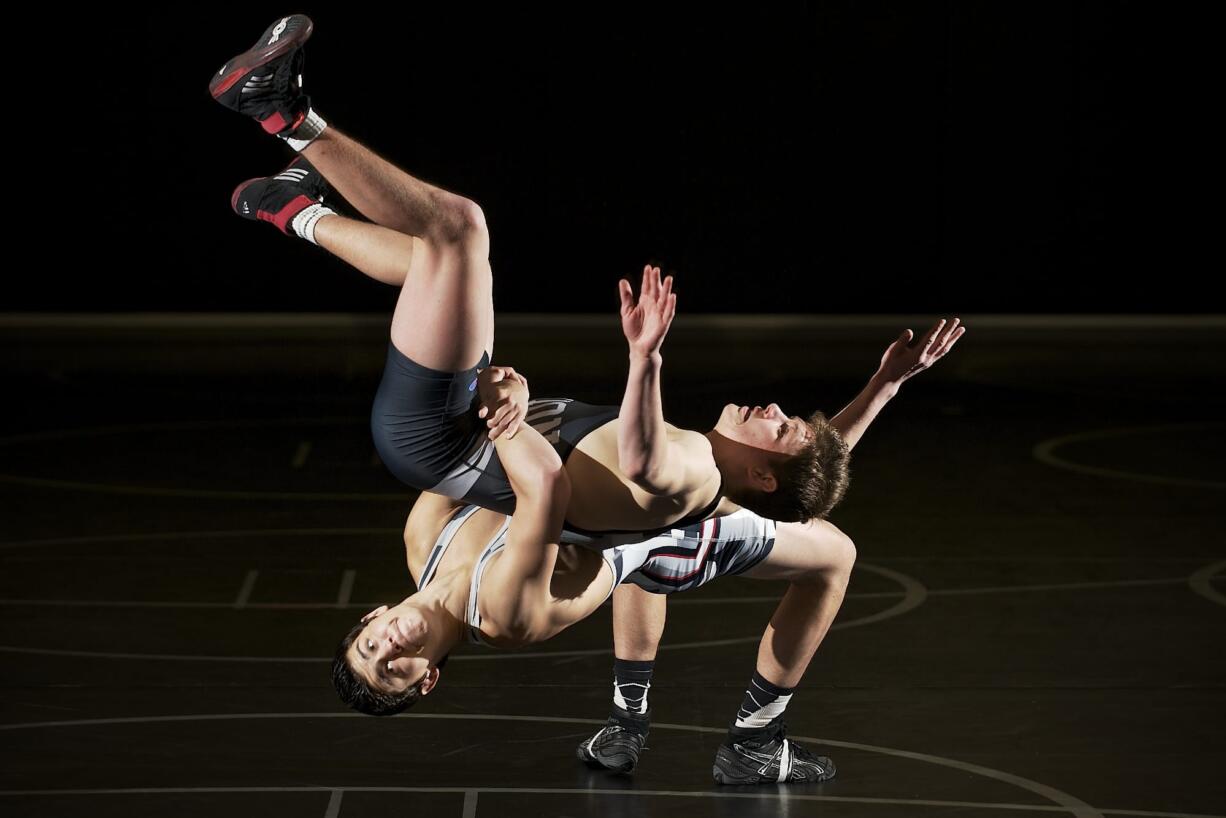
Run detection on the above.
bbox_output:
[733,410,850,522]
[331,617,450,716]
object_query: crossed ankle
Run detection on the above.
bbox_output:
[283,108,328,151]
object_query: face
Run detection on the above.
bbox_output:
[714,403,811,456]
[347,599,435,696]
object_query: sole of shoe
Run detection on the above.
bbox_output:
[230,177,264,215]
[575,742,636,774]
[210,15,314,99]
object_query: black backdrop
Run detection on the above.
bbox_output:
[12,3,1212,314]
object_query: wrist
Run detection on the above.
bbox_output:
[629,350,663,366]
[869,371,901,399]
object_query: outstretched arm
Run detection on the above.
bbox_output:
[618,265,688,495]
[831,317,966,451]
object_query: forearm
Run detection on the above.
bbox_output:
[830,373,900,451]
[491,425,568,609]
[617,352,670,486]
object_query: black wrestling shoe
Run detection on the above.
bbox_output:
[231,156,329,234]
[575,704,650,773]
[210,14,314,135]
[712,718,836,785]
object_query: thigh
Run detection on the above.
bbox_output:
[390,238,494,373]
[740,519,855,582]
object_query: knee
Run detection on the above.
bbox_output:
[798,530,855,591]
[431,197,489,250]
[829,533,856,586]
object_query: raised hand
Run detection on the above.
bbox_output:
[876,317,966,387]
[476,365,530,440]
[619,265,677,359]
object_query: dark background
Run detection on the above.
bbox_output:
[13,3,1213,314]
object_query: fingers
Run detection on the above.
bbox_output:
[626,266,672,315]
[487,402,523,440]
[933,319,966,358]
[618,278,634,310]
[921,318,947,353]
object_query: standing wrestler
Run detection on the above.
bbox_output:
[577,320,959,783]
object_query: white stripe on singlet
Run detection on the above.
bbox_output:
[416,504,482,592]
[419,505,623,649]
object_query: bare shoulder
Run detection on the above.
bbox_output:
[668,424,719,493]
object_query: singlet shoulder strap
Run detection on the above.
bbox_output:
[418,504,482,591]
[465,518,511,647]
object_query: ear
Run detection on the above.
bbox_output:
[360,605,389,624]
[417,666,441,696]
[749,464,778,493]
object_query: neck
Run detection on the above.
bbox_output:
[706,430,742,491]
[410,579,468,661]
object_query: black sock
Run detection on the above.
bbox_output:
[734,669,794,730]
[612,657,654,715]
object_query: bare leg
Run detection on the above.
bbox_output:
[612,583,667,660]
[740,520,856,687]
[301,127,475,243]
[300,126,494,371]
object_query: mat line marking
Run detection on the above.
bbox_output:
[292,441,312,469]
[0,711,1104,817]
[1032,423,1226,490]
[0,563,924,663]
[336,570,357,608]
[1188,560,1226,607]
[323,788,342,818]
[232,570,258,609]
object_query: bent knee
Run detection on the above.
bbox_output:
[801,529,856,588]
[831,533,856,583]
[429,197,489,250]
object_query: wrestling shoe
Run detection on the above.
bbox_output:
[210,14,314,135]
[575,704,650,773]
[231,156,330,234]
[712,718,836,785]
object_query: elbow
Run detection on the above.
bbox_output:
[620,457,649,486]
[539,464,571,511]
[620,458,665,495]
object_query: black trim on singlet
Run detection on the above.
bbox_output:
[561,479,725,539]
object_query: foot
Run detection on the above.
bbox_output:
[712,718,836,785]
[575,704,650,774]
[231,156,330,234]
[210,15,314,135]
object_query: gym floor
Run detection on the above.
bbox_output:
[2,315,1223,818]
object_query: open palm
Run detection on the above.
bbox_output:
[877,317,966,385]
[620,265,677,358]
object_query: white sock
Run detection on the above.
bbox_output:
[290,203,335,245]
[283,108,328,152]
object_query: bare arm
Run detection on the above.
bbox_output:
[831,317,966,451]
[617,264,688,494]
[481,421,571,639]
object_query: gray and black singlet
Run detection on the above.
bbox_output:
[415,506,777,648]
[371,342,721,536]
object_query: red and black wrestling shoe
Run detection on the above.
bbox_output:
[231,156,329,234]
[209,14,314,136]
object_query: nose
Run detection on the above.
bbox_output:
[375,624,401,659]
[766,403,782,418]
